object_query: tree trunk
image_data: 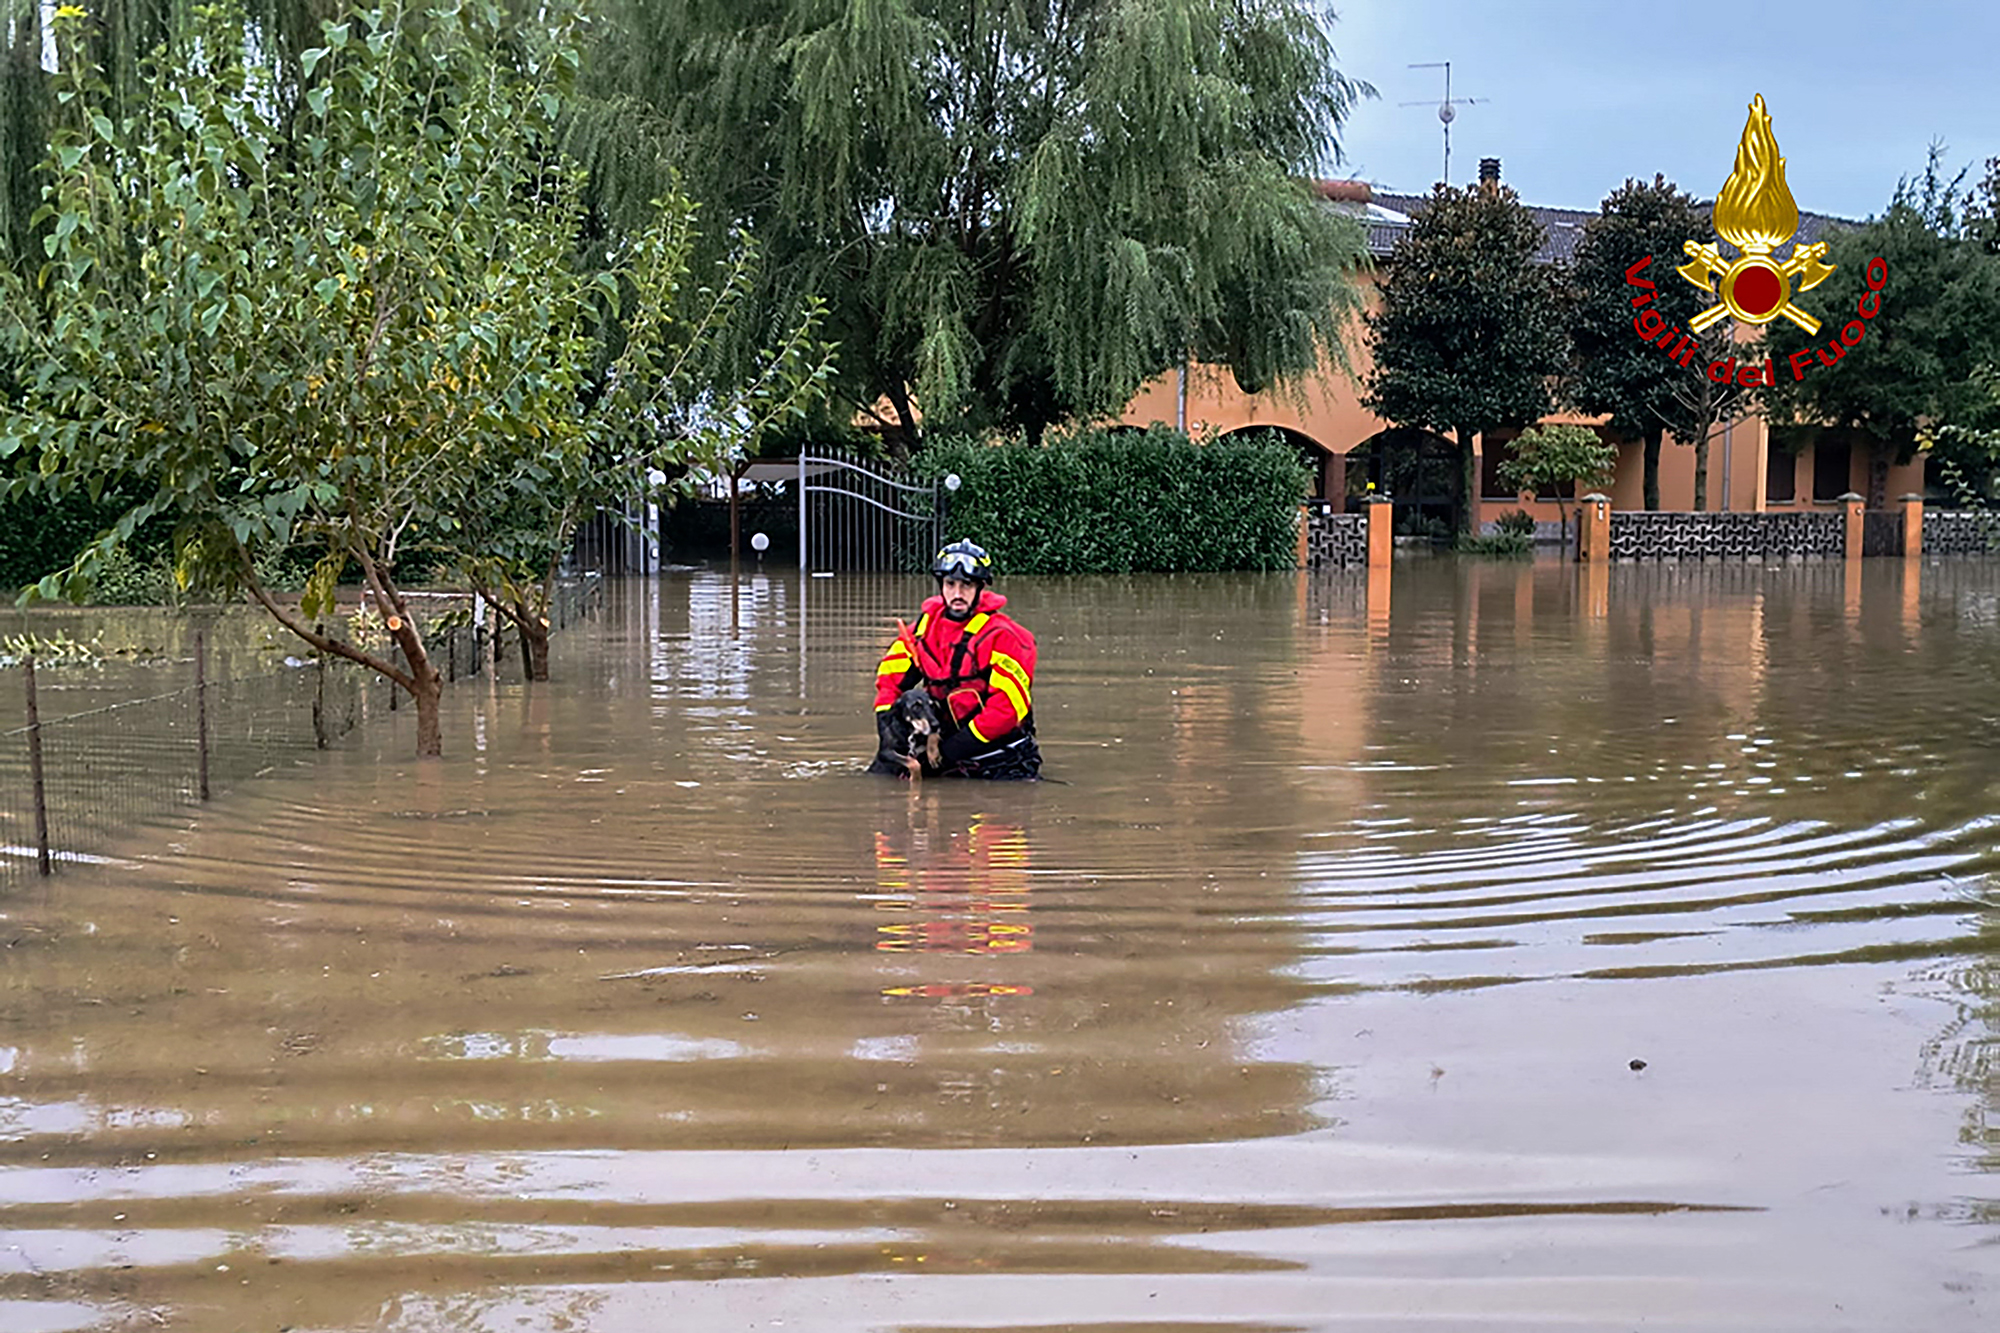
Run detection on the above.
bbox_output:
[1694,429,1710,511]
[1643,427,1662,511]
[1456,428,1477,536]
[883,381,920,459]
[238,546,447,759]
[388,620,445,757]
[515,601,551,681]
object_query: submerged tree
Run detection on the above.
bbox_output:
[452,234,836,681]
[1,1,822,751]
[1363,183,1567,533]
[579,0,1372,447]
[1497,423,1616,550]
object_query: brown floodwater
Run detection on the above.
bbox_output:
[1,559,1995,1331]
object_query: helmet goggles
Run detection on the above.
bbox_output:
[931,541,993,582]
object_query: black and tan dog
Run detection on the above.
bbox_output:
[877,685,946,776]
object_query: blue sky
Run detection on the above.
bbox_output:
[1327,0,2000,220]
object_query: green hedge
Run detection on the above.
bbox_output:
[0,488,171,598]
[917,426,1309,574]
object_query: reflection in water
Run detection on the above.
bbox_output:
[0,560,1995,1330]
[874,809,1034,970]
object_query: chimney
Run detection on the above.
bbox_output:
[1478,157,1501,195]
[1314,179,1373,205]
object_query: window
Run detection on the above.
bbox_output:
[1765,441,1794,502]
[1812,442,1851,501]
[1480,435,1516,498]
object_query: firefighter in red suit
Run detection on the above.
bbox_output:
[871,539,1042,781]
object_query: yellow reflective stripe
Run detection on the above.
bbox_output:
[964,612,991,636]
[969,720,991,743]
[915,613,930,635]
[990,650,1030,689]
[988,670,1029,721]
[875,702,893,712]
[876,660,911,679]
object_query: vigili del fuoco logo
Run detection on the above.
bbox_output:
[1622,94,1887,387]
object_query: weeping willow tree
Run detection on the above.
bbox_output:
[1,0,345,264]
[578,0,1372,447]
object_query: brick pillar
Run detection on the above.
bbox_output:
[1900,493,1923,558]
[1367,563,1392,639]
[1841,492,1864,560]
[1578,492,1611,563]
[1365,491,1393,568]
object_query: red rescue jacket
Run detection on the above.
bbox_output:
[874,592,1037,745]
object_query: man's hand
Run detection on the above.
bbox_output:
[900,753,923,779]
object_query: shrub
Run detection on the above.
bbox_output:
[917,426,1309,573]
[1494,509,1537,539]
[84,545,175,605]
[1455,531,1532,557]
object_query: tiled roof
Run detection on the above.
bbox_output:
[1356,186,1850,266]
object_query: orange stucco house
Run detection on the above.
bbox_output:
[1115,169,1924,534]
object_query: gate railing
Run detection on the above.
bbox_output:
[795,447,946,572]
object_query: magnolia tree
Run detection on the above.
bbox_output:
[1,2,829,749]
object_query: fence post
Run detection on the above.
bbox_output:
[313,623,328,749]
[1900,493,1924,559]
[194,626,211,801]
[23,653,51,876]
[1365,490,1394,568]
[1579,493,1612,564]
[1841,492,1865,560]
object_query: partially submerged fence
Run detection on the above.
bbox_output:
[0,575,602,888]
[1304,503,1369,568]
[1607,510,1845,562]
[1925,510,2000,556]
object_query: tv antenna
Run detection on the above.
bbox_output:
[1402,62,1486,187]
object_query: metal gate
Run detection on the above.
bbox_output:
[793,447,948,573]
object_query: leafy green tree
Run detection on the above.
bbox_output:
[0,1,766,755]
[1568,175,1711,510]
[1497,423,1616,549]
[1966,155,2000,256]
[1764,151,2000,506]
[1363,183,1568,533]
[451,239,836,680]
[579,0,1371,447]
[1918,365,2000,508]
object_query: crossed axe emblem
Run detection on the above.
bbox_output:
[1676,239,1837,335]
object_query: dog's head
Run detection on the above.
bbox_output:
[885,686,944,757]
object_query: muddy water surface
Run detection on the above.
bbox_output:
[2,560,1996,1331]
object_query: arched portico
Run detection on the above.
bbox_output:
[1218,424,1340,501]
[1344,427,1459,536]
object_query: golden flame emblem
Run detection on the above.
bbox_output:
[1676,95,1835,334]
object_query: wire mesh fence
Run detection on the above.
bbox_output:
[0,574,603,889]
